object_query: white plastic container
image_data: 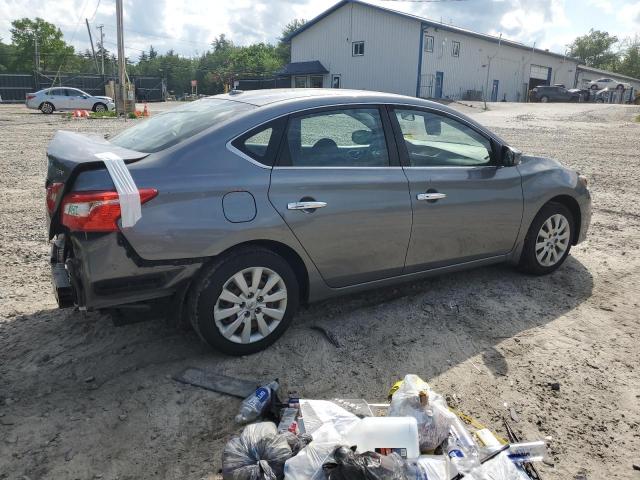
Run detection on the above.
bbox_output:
[345,416,420,459]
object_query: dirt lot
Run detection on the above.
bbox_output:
[1,100,639,480]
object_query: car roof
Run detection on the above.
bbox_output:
[212,88,437,108]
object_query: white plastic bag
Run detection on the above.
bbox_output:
[284,424,344,480]
[388,375,452,452]
[94,151,142,228]
[298,399,360,436]
[466,451,530,480]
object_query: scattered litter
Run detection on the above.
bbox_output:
[173,367,259,398]
[547,382,561,391]
[84,376,95,383]
[510,407,520,423]
[219,374,546,480]
[310,325,341,348]
[632,464,640,471]
[236,380,280,424]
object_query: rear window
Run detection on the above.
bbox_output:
[110,98,255,153]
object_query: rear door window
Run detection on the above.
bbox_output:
[231,118,286,166]
[279,108,390,167]
[110,99,255,153]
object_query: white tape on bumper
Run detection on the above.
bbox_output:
[94,152,141,228]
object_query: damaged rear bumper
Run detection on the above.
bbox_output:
[50,233,203,310]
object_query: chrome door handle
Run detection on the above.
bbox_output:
[287,201,327,210]
[417,192,447,201]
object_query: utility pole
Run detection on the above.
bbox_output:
[33,33,40,73]
[85,18,100,73]
[115,0,127,114]
[483,33,502,110]
[97,24,105,75]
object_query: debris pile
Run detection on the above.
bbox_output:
[221,374,547,480]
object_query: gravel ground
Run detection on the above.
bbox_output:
[0,101,639,480]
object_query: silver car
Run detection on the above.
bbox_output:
[26,87,115,114]
[45,89,591,354]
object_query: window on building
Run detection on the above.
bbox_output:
[294,76,307,88]
[332,75,341,88]
[424,35,434,52]
[281,108,389,167]
[310,75,323,88]
[452,41,460,57]
[352,41,365,56]
[394,109,493,167]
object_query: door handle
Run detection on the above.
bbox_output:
[417,192,447,201]
[287,201,327,211]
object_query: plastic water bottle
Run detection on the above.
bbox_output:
[445,416,480,475]
[235,380,279,424]
[507,441,546,463]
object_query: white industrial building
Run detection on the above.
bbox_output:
[282,0,619,102]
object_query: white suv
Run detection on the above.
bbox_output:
[588,78,631,91]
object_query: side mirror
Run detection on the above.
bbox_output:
[502,146,522,166]
[424,116,441,136]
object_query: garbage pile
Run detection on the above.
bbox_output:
[222,374,545,480]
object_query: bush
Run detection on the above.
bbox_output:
[90,110,117,119]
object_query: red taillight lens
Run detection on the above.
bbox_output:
[60,188,158,232]
[26,94,36,100]
[46,182,65,214]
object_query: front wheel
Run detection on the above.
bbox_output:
[187,247,299,355]
[519,203,574,275]
[93,102,107,112]
[540,96,549,103]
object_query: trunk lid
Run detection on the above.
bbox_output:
[46,130,149,236]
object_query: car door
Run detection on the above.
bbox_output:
[48,88,69,110]
[268,106,412,288]
[389,106,523,272]
[65,88,89,109]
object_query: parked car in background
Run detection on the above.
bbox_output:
[587,78,630,91]
[530,85,581,103]
[26,87,115,114]
[45,89,591,355]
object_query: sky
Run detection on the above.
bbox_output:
[0,0,638,60]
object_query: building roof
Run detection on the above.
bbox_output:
[276,61,329,76]
[576,65,640,83]
[285,0,579,62]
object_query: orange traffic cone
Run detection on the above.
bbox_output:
[143,103,149,117]
[73,110,80,118]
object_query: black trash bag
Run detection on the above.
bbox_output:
[322,446,409,480]
[222,422,294,480]
[282,432,313,456]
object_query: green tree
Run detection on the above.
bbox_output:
[0,37,17,73]
[276,19,306,63]
[568,29,619,70]
[10,17,75,72]
[618,36,640,79]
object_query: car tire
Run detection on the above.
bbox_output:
[616,84,624,91]
[519,202,574,275]
[40,102,54,114]
[590,85,598,90]
[540,96,549,103]
[93,102,107,112]
[187,247,299,355]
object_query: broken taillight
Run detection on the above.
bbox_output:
[46,182,65,214]
[60,189,158,232]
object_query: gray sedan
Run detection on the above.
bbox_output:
[45,89,591,354]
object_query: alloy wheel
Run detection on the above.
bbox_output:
[41,103,53,114]
[95,104,106,112]
[213,267,287,344]
[535,214,571,267]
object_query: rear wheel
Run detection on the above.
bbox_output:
[540,96,549,103]
[40,102,54,114]
[616,84,625,91]
[187,247,299,355]
[93,102,107,112]
[591,84,598,90]
[519,203,573,275]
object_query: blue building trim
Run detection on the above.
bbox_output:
[416,23,426,98]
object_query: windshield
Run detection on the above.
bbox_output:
[110,98,255,153]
